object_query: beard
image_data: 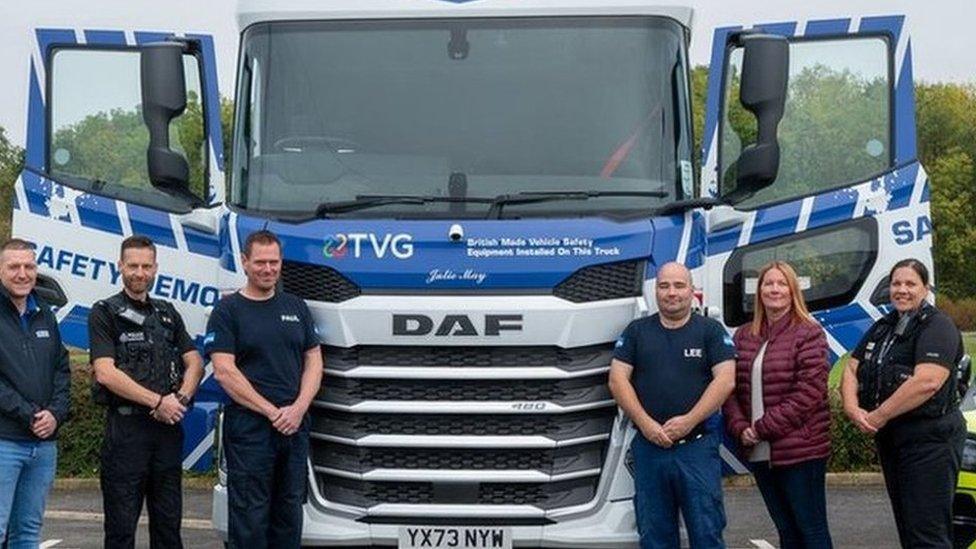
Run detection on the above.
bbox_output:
[123,274,153,295]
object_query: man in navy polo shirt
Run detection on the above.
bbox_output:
[206,230,323,549]
[609,262,735,549]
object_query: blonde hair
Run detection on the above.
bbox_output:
[750,261,815,336]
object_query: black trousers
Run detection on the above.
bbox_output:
[223,405,309,549]
[100,411,184,549]
[876,411,965,549]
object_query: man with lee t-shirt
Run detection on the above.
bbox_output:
[205,230,323,549]
[609,262,736,549]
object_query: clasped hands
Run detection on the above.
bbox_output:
[640,414,695,448]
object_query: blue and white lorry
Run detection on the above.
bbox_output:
[13,1,932,546]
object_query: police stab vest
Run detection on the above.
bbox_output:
[93,294,185,407]
[856,303,956,419]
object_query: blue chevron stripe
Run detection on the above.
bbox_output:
[815,303,875,352]
[749,200,801,244]
[803,18,851,36]
[127,204,177,249]
[58,304,91,349]
[83,30,126,45]
[755,21,798,37]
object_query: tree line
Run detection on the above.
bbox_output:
[0,69,972,303]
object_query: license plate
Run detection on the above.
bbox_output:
[398,526,513,549]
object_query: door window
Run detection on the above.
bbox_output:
[722,218,878,326]
[48,47,207,208]
[719,37,891,208]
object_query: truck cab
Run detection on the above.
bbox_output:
[13,2,930,547]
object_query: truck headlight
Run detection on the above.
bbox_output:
[963,436,976,473]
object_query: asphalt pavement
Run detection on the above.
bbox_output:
[35,484,899,548]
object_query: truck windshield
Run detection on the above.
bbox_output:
[231,17,692,219]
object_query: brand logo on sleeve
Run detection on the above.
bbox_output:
[684,348,703,358]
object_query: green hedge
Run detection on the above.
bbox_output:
[58,359,104,477]
[827,390,879,472]
[940,295,976,332]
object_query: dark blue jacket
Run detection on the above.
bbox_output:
[0,286,71,440]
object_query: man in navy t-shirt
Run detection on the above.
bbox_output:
[205,230,323,549]
[609,262,735,549]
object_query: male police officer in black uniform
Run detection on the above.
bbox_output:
[88,235,204,549]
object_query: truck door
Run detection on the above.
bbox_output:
[700,16,928,469]
[13,29,226,470]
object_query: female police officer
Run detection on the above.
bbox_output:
[841,258,966,548]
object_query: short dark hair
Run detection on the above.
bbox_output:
[243,230,282,257]
[120,235,157,260]
[890,258,929,286]
[0,238,35,254]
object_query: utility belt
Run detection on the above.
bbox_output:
[111,404,151,416]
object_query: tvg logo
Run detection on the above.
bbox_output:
[322,235,348,258]
[323,233,414,259]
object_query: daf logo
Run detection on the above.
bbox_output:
[392,314,523,336]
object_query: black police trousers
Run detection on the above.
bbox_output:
[876,411,965,549]
[223,405,309,549]
[100,410,184,549]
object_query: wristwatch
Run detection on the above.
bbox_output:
[174,391,191,407]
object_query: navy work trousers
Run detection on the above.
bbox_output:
[224,405,309,549]
[631,431,726,549]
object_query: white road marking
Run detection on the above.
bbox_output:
[750,540,777,549]
[40,540,63,548]
[44,509,212,530]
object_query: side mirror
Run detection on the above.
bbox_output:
[726,33,789,204]
[140,42,190,195]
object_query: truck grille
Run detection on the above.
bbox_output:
[321,476,597,509]
[310,344,617,515]
[281,260,360,303]
[314,440,606,473]
[282,260,644,304]
[325,344,610,371]
[311,409,614,438]
[553,260,644,303]
[321,375,608,403]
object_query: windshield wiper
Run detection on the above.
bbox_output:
[313,194,494,218]
[651,196,723,216]
[312,190,673,220]
[486,190,668,219]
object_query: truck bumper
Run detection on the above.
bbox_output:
[212,485,640,548]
